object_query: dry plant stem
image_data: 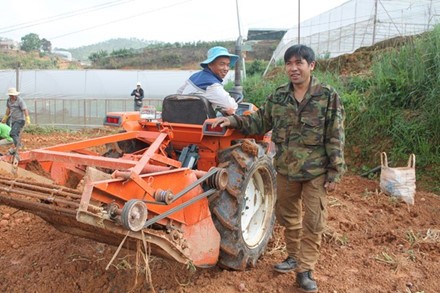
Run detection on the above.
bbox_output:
[106,231,130,270]
[141,230,155,293]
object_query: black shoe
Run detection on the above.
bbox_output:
[296,271,318,292]
[274,256,297,273]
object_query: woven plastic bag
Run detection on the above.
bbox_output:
[380,152,416,205]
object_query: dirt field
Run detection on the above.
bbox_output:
[0,130,439,293]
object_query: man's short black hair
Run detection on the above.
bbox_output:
[284,44,315,64]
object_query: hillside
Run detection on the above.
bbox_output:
[65,37,156,62]
[0,38,278,70]
[83,40,277,70]
[67,37,278,64]
[0,50,83,70]
[317,34,418,75]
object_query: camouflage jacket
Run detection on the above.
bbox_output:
[230,77,346,182]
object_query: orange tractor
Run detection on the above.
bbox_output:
[0,94,277,270]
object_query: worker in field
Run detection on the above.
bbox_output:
[131,81,144,111]
[1,87,31,155]
[0,123,13,146]
[177,46,239,115]
[212,44,346,292]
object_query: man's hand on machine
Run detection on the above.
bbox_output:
[212,116,231,128]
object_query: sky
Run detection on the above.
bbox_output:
[0,0,348,49]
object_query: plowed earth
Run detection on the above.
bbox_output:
[0,129,439,293]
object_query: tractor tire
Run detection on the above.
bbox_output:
[209,142,277,270]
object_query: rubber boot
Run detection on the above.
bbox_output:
[296,270,318,292]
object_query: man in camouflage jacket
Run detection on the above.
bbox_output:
[212,44,345,292]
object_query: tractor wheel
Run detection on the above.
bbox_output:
[209,144,277,270]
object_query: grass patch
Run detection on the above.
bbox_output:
[374,251,398,269]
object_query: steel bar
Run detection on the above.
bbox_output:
[0,178,82,199]
[0,186,80,208]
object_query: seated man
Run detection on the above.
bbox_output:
[177,46,239,115]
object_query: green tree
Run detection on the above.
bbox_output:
[246,59,267,76]
[88,50,108,65]
[21,33,41,52]
[110,48,135,58]
[41,38,52,52]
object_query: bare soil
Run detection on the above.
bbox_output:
[0,130,439,293]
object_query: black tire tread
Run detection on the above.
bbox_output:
[209,142,276,270]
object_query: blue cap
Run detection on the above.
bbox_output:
[200,46,239,68]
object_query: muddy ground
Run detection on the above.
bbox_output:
[0,130,439,293]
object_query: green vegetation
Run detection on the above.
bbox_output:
[0,51,59,69]
[20,33,42,52]
[346,25,440,191]
[67,37,155,61]
[246,59,268,76]
[0,33,68,69]
[242,69,286,106]
[19,33,52,53]
[87,41,235,69]
[0,36,271,70]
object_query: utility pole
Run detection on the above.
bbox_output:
[235,0,246,81]
[16,62,21,91]
[233,0,244,97]
[372,0,378,44]
[298,0,301,43]
[235,0,242,39]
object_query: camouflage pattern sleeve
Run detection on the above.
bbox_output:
[232,99,274,136]
[325,88,346,182]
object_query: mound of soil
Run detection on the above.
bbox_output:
[316,35,423,77]
[0,130,439,293]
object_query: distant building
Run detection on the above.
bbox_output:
[52,50,73,61]
[247,29,287,41]
[0,39,19,51]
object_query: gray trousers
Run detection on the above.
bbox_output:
[10,120,25,147]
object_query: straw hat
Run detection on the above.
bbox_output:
[7,87,20,96]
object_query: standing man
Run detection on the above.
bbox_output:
[177,46,239,115]
[131,82,144,111]
[212,44,346,292]
[1,88,31,154]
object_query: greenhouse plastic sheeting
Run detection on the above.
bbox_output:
[269,0,440,68]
